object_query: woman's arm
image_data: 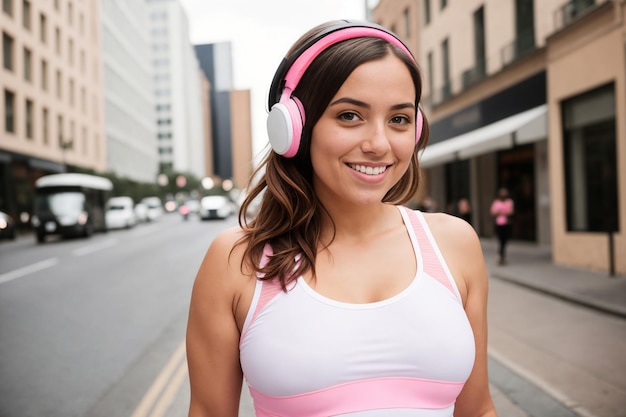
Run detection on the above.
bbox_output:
[186,228,247,417]
[426,214,498,417]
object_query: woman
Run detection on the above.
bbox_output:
[186,20,497,417]
[490,188,514,265]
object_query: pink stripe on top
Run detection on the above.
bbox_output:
[249,377,464,417]
[402,208,457,298]
[240,245,282,343]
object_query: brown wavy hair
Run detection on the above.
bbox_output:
[236,21,430,290]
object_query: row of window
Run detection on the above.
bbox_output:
[2,33,100,117]
[3,88,98,158]
[2,23,90,75]
[3,0,84,34]
[423,0,448,25]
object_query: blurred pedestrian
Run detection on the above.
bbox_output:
[418,195,438,212]
[186,19,497,417]
[456,197,472,225]
[490,187,514,265]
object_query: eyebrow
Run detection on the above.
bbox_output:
[329,97,416,111]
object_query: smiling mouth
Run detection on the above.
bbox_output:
[348,164,389,175]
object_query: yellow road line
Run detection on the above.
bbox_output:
[131,339,187,417]
[148,359,189,417]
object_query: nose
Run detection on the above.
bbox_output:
[361,120,391,155]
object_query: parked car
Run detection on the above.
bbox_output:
[140,197,164,221]
[0,211,16,240]
[134,202,149,223]
[105,196,137,229]
[199,195,234,220]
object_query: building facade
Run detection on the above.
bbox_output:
[147,0,206,180]
[195,42,253,189]
[102,0,159,183]
[372,0,625,275]
[0,0,106,222]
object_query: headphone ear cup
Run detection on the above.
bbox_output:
[415,109,424,143]
[267,96,304,157]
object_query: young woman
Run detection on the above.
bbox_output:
[186,20,498,417]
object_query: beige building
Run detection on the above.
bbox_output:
[1,0,105,220]
[373,0,625,275]
[229,89,253,189]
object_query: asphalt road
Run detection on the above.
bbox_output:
[0,212,234,417]
[1,212,624,417]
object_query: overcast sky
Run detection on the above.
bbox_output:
[178,0,376,161]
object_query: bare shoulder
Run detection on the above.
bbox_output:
[421,212,480,251]
[420,212,487,302]
[192,226,252,300]
[191,226,256,329]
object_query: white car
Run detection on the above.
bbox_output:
[199,195,234,220]
[105,196,137,229]
[141,197,164,221]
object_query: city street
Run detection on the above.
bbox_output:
[1,213,625,417]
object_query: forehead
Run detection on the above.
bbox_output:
[334,54,416,100]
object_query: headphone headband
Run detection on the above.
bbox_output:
[267,20,423,157]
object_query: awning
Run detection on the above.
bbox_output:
[420,104,547,168]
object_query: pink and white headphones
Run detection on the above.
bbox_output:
[266,20,424,158]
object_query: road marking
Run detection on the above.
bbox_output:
[0,258,59,285]
[72,238,118,257]
[148,359,188,417]
[131,339,187,417]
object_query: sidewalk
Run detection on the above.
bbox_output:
[480,238,626,318]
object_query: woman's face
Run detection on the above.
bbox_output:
[310,53,417,208]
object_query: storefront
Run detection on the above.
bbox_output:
[421,72,551,244]
[546,2,625,274]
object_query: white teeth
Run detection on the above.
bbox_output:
[349,164,387,175]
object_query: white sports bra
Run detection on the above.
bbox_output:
[239,207,475,416]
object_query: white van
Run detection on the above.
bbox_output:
[105,196,137,229]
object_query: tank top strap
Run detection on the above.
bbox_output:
[401,207,461,301]
[240,244,283,343]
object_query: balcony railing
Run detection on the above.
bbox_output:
[461,59,487,89]
[501,29,536,67]
[554,0,596,30]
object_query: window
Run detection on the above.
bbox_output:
[3,32,14,70]
[57,114,63,146]
[2,0,12,16]
[79,49,85,73]
[403,8,410,38]
[54,0,59,11]
[424,0,431,24]
[23,47,31,81]
[41,59,47,90]
[42,107,49,144]
[39,13,46,43]
[56,69,61,98]
[68,38,73,65]
[473,6,486,77]
[22,0,30,29]
[4,89,15,133]
[25,98,33,139]
[562,83,618,232]
[79,13,84,35]
[55,27,60,55]
[441,0,447,10]
[69,78,74,106]
[427,51,434,100]
[67,1,72,26]
[441,38,451,99]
